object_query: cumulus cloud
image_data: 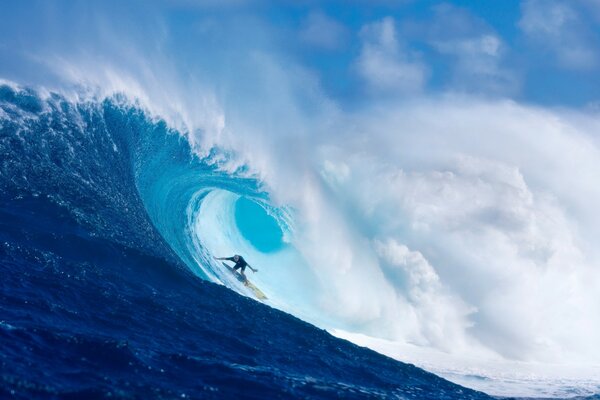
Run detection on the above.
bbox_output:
[519,0,599,70]
[427,4,518,95]
[299,11,348,50]
[356,17,428,94]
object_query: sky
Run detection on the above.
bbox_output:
[2,0,600,108]
[181,0,600,106]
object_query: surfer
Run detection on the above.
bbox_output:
[214,255,258,280]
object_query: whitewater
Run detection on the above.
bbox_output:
[153,93,600,397]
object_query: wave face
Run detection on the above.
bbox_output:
[0,82,286,283]
[0,84,499,399]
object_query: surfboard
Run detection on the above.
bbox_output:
[221,262,268,300]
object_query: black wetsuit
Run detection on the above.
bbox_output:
[226,256,249,272]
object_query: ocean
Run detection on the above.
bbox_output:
[0,84,504,399]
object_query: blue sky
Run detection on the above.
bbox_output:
[165,0,599,107]
[1,0,600,108]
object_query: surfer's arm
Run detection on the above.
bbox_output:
[214,256,234,261]
[248,265,258,273]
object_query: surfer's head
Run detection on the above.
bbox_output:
[233,255,240,262]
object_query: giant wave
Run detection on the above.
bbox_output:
[1,79,599,399]
[0,83,496,399]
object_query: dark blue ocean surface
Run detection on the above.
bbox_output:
[0,83,549,399]
[0,210,489,399]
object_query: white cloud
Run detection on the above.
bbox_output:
[356,17,427,94]
[519,0,599,70]
[427,4,518,95]
[299,11,348,51]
